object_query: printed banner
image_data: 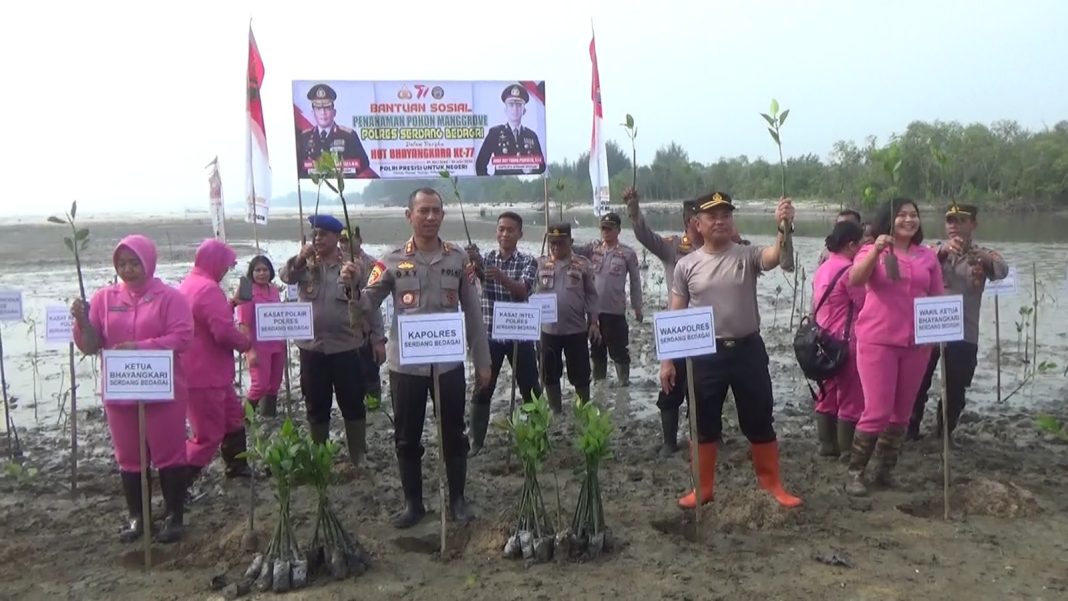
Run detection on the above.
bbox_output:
[206,156,227,242]
[292,80,547,179]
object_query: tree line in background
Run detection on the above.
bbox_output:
[276,119,1068,212]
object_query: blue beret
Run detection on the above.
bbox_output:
[308,214,344,234]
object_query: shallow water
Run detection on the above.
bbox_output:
[1,211,1066,430]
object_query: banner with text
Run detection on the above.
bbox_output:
[653,306,717,360]
[397,312,467,365]
[491,301,542,341]
[45,305,74,345]
[255,302,314,341]
[914,295,965,345]
[292,80,547,179]
[102,349,175,403]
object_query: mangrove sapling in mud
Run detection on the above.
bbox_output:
[760,99,794,273]
[621,114,638,189]
[1035,416,1068,442]
[239,402,263,552]
[24,318,41,422]
[305,436,371,579]
[566,396,613,559]
[244,418,308,593]
[439,170,474,247]
[501,392,555,562]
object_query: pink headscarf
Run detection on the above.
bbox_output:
[113,234,161,296]
[192,239,237,282]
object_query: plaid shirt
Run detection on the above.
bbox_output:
[479,248,538,330]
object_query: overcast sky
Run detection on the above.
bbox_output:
[1,0,1066,216]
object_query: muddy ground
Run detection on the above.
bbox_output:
[1,213,1067,600]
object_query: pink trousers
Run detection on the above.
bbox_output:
[856,342,932,434]
[815,351,864,423]
[186,386,245,468]
[248,348,285,401]
[105,398,188,472]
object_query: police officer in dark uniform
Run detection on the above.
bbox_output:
[345,187,491,529]
[297,83,371,178]
[474,84,545,176]
[624,187,703,455]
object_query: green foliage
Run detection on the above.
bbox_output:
[3,461,38,483]
[1035,416,1068,441]
[507,392,553,471]
[573,396,612,464]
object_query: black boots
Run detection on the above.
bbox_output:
[815,413,839,457]
[391,457,426,529]
[575,385,591,406]
[156,466,187,543]
[221,429,252,478]
[259,394,278,418]
[446,457,475,524]
[592,359,608,382]
[309,420,330,445]
[468,403,491,457]
[614,363,631,387]
[344,420,367,466]
[545,384,563,414]
[119,471,148,543]
[658,408,680,456]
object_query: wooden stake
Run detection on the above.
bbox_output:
[431,366,448,557]
[69,342,77,492]
[138,402,152,570]
[939,342,950,521]
[788,253,800,330]
[506,341,519,471]
[994,296,1001,403]
[0,329,11,457]
[297,184,307,245]
[685,357,701,533]
[1032,262,1038,372]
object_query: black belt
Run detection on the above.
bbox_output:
[715,333,759,349]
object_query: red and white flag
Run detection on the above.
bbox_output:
[206,156,227,241]
[589,26,610,217]
[246,25,271,225]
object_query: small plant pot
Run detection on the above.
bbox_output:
[519,530,534,559]
[554,530,572,562]
[571,533,588,557]
[533,536,554,563]
[503,534,521,559]
[271,559,291,593]
[244,553,264,580]
[291,558,308,588]
[255,559,273,591]
[588,532,605,557]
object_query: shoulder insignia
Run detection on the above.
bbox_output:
[398,261,414,270]
[403,239,415,255]
[366,260,387,286]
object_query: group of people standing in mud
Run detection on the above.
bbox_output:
[72,181,1005,545]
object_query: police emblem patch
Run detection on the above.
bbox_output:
[367,260,387,286]
[401,292,415,305]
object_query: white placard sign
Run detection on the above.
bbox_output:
[914,295,965,345]
[255,302,314,341]
[102,349,175,402]
[397,312,466,365]
[45,305,74,345]
[983,266,1017,297]
[286,284,300,302]
[528,293,558,325]
[0,289,23,321]
[653,306,716,360]
[491,301,542,341]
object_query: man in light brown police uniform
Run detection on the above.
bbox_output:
[344,187,491,529]
[280,214,383,466]
[661,192,803,510]
[341,226,386,403]
[624,187,702,454]
[909,202,1008,441]
[574,212,642,386]
[535,223,600,412]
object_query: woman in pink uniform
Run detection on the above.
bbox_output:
[845,198,944,496]
[811,220,866,457]
[236,255,285,417]
[178,240,252,482]
[71,234,193,543]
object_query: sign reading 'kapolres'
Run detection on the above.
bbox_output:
[397,313,467,365]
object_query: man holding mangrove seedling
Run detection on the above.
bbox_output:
[573,212,642,387]
[464,211,542,456]
[535,223,600,413]
[343,187,491,528]
[624,187,702,455]
[281,214,382,466]
[909,203,1008,442]
[661,192,803,510]
[341,226,386,406]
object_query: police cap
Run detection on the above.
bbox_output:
[501,84,529,104]
[308,83,337,108]
[599,212,622,228]
[308,214,344,234]
[694,191,735,213]
[547,222,571,240]
[945,202,978,219]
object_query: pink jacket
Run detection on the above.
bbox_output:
[177,240,251,389]
[853,243,945,347]
[811,252,866,344]
[74,235,194,402]
[236,282,286,354]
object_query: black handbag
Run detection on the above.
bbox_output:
[793,265,853,383]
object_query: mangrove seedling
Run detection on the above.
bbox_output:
[439,170,473,247]
[305,437,371,579]
[760,99,794,273]
[47,201,89,306]
[501,392,555,562]
[1036,416,1068,442]
[566,395,613,559]
[621,114,637,188]
[244,418,308,593]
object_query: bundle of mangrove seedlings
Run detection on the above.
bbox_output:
[502,392,555,562]
[561,396,613,559]
[244,419,308,593]
[306,436,371,579]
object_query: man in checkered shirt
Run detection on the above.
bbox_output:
[465,211,543,455]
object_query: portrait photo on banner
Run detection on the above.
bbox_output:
[291,80,547,180]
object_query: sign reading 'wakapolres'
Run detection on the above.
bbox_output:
[653,307,717,360]
[397,312,467,365]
